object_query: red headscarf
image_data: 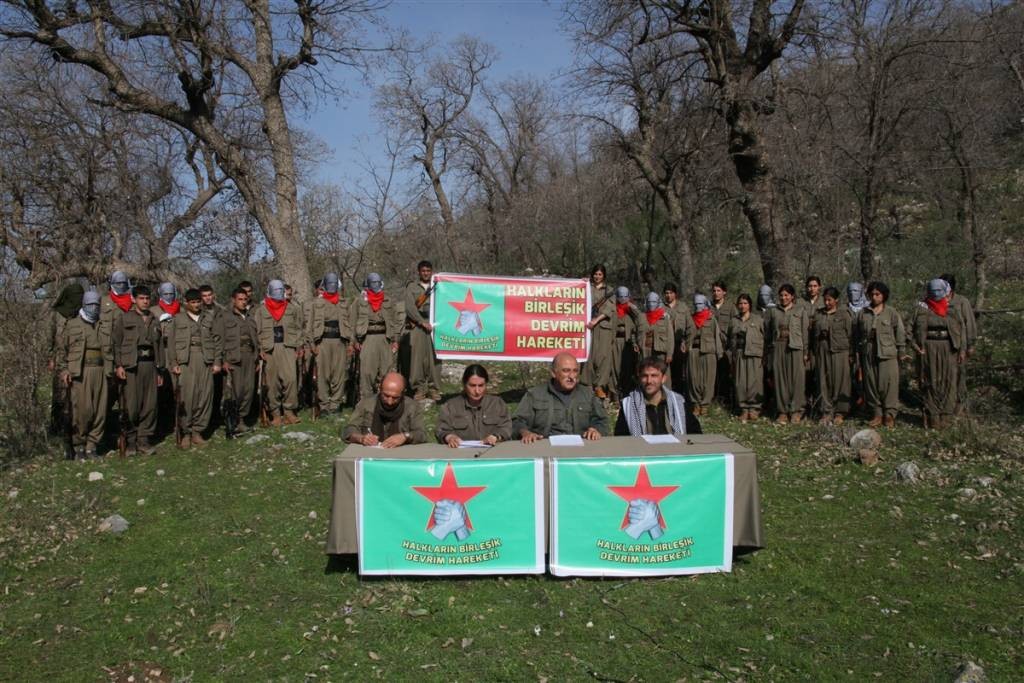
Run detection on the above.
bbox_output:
[645,307,665,326]
[322,291,340,305]
[926,297,949,317]
[110,290,132,312]
[365,290,385,312]
[616,302,631,318]
[692,309,713,329]
[158,299,180,316]
[264,297,288,322]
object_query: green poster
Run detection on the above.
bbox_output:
[550,455,734,577]
[357,459,544,575]
[432,279,507,355]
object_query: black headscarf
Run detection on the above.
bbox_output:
[371,395,406,437]
[52,283,85,320]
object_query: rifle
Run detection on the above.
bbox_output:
[346,343,360,408]
[258,359,271,427]
[174,376,185,447]
[310,353,321,420]
[223,368,239,438]
[116,377,128,458]
[297,353,307,410]
[414,282,435,311]
[63,379,75,460]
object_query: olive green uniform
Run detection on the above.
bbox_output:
[767,304,809,416]
[403,281,442,397]
[949,293,976,412]
[680,314,726,410]
[665,300,690,390]
[727,313,765,412]
[610,304,642,396]
[912,305,964,424]
[307,296,354,412]
[711,299,737,401]
[254,302,305,416]
[512,382,609,437]
[583,282,616,390]
[57,316,112,453]
[112,307,163,448]
[638,310,676,388]
[855,306,907,420]
[342,395,427,443]
[436,394,513,443]
[812,308,854,417]
[354,294,399,399]
[169,311,221,436]
[214,307,259,425]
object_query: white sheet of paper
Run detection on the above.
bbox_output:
[640,434,680,444]
[457,440,490,449]
[549,434,585,447]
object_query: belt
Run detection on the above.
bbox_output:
[365,330,385,336]
[273,326,284,343]
[926,330,950,340]
[322,330,342,339]
[83,357,104,367]
[616,332,626,338]
[84,349,103,361]
[138,347,154,360]
[240,342,255,351]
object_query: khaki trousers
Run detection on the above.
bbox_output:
[359,334,394,399]
[180,356,213,434]
[317,338,348,411]
[266,343,298,413]
[407,326,441,395]
[72,366,108,450]
[124,361,158,442]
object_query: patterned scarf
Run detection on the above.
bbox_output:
[622,389,687,436]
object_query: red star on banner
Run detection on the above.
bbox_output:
[412,462,487,531]
[607,464,679,530]
[448,288,490,315]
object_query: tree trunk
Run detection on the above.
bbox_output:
[725,99,789,286]
[957,164,987,310]
[660,189,696,295]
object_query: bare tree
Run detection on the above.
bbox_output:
[0,0,384,297]
[0,59,223,287]
[376,35,496,270]
[571,8,719,294]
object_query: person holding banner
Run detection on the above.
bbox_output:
[513,352,608,443]
[343,372,426,447]
[436,364,512,447]
[614,357,701,436]
[403,260,443,400]
[583,264,616,399]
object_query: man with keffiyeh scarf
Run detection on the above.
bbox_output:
[614,357,702,436]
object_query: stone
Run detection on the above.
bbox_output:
[88,471,104,482]
[98,514,129,534]
[952,661,986,683]
[7,489,18,500]
[976,476,995,488]
[308,511,318,520]
[895,461,920,484]
[245,434,270,445]
[850,429,882,450]
[282,432,314,443]
[957,488,977,499]
[858,449,879,466]
[156,469,165,476]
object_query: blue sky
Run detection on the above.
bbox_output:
[301,0,577,185]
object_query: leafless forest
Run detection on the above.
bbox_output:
[0,1,1022,455]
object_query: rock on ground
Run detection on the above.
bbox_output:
[282,431,314,443]
[88,471,104,482]
[98,514,129,534]
[857,449,879,466]
[245,434,270,445]
[895,461,920,483]
[850,428,882,450]
[952,661,986,683]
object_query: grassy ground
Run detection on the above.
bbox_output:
[2,291,1023,681]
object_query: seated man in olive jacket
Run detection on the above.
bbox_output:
[513,352,609,443]
[343,372,426,448]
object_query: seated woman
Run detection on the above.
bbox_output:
[436,364,513,447]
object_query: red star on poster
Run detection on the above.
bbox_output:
[448,288,490,315]
[412,462,487,531]
[607,464,679,530]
